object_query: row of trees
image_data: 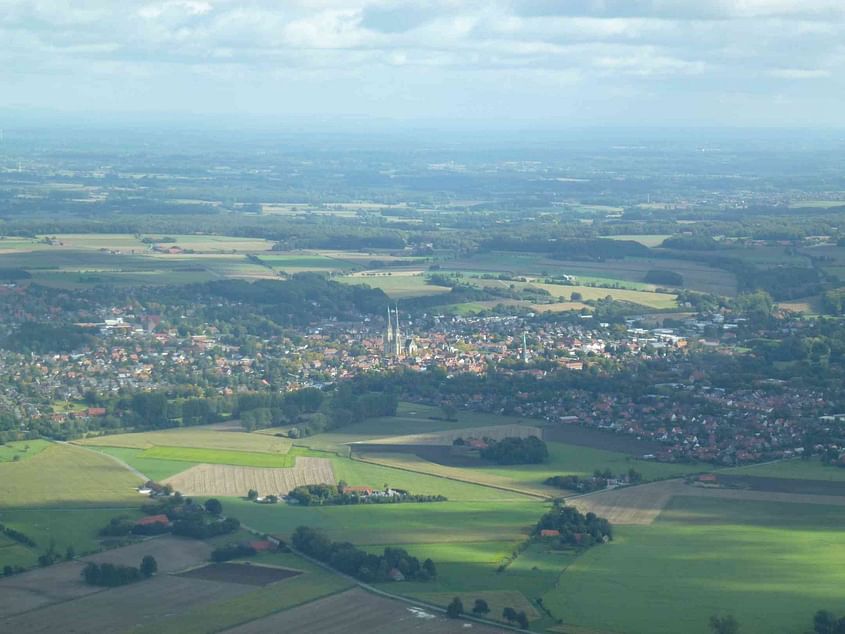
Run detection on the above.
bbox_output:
[445,597,530,628]
[292,526,436,583]
[81,556,157,587]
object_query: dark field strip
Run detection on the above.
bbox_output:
[717,475,845,496]
[178,563,302,586]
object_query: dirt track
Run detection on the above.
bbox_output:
[222,587,509,633]
[163,457,335,497]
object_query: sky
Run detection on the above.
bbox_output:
[1,0,844,127]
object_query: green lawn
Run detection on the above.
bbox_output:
[722,458,845,481]
[545,496,845,634]
[0,506,143,569]
[0,439,52,463]
[139,445,317,468]
[89,446,194,481]
[226,497,543,547]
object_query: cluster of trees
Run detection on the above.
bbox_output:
[644,269,684,286]
[822,288,845,316]
[288,386,398,438]
[480,436,548,465]
[211,543,257,562]
[535,502,613,549]
[545,468,642,492]
[286,483,446,506]
[81,556,157,587]
[445,597,530,627]
[236,387,324,431]
[0,524,36,547]
[3,322,96,354]
[292,526,436,583]
[812,610,845,634]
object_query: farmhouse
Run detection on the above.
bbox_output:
[540,529,560,538]
[344,486,375,496]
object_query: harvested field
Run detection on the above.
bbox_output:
[715,474,845,496]
[542,425,663,455]
[0,536,210,618]
[572,481,679,526]
[222,587,508,633]
[78,429,291,454]
[572,479,845,526]
[163,457,335,497]
[362,424,542,447]
[0,574,253,633]
[179,562,302,586]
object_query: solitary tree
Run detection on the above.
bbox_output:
[204,498,223,515]
[446,597,463,619]
[472,598,490,615]
[813,610,837,634]
[502,607,518,623]
[247,489,258,501]
[516,611,529,628]
[709,614,740,634]
[140,555,158,578]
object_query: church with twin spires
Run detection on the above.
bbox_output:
[383,306,417,359]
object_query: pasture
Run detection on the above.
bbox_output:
[0,439,51,462]
[533,282,678,309]
[0,443,142,508]
[722,458,845,482]
[140,445,306,468]
[546,496,845,634]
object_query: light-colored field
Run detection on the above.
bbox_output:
[572,480,679,525]
[0,443,142,508]
[79,429,292,454]
[447,253,737,296]
[361,424,542,446]
[604,235,672,247]
[338,272,452,298]
[223,587,509,634]
[257,253,359,272]
[163,457,335,497]
[534,283,677,309]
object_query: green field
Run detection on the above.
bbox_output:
[546,496,845,634]
[0,507,143,569]
[0,439,52,463]
[258,253,359,272]
[79,428,292,453]
[0,443,142,508]
[139,445,318,468]
[356,441,702,497]
[722,457,845,481]
[534,282,678,309]
[129,550,353,634]
[88,446,198,481]
[226,497,543,546]
[605,234,672,247]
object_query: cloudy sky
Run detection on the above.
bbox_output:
[1,0,844,126]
